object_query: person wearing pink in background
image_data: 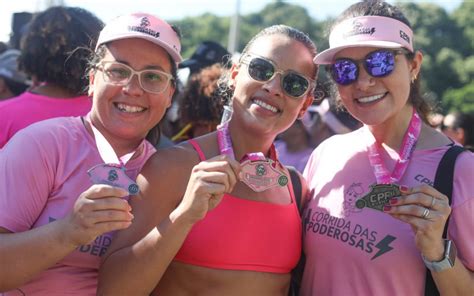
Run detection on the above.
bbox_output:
[0,6,104,148]
[0,12,181,295]
[302,1,473,295]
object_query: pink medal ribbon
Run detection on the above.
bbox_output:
[217,121,289,192]
[86,118,140,195]
[356,108,421,212]
[366,108,421,184]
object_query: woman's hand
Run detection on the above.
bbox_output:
[174,155,241,225]
[63,184,134,246]
[384,184,451,261]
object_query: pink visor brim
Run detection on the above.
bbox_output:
[314,16,413,64]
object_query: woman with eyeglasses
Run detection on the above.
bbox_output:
[301,1,473,295]
[98,25,317,295]
[0,13,181,295]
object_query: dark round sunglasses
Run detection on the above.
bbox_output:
[240,54,314,98]
[330,49,408,86]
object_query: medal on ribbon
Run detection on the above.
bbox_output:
[356,108,421,212]
[86,117,140,195]
[217,107,288,192]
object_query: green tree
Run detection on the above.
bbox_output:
[452,0,474,56]
[399,2,467,109]
[174,13,229,58]
[168,0,473,113]
[442,83,474,113]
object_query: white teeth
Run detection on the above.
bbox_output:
[357,93,385,103]
[253,99,278,113]
[116,103,145,113]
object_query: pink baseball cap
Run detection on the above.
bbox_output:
[314,16,413,64]
[96,12,182,63]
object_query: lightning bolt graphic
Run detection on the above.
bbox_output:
[371,235,396,260]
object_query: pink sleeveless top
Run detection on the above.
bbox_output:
[173,139,302,273]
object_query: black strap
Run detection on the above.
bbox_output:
[287,166,302,214]
[286,166,305,296]
[424,145,465,296]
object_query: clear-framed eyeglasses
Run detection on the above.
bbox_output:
[97,61,174,94]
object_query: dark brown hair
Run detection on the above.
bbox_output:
[218,24,319,105]
[18,6,103,95]
[180,64,225,126]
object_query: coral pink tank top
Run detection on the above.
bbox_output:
[173,139,302,273]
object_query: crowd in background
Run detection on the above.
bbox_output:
[0,2,472,295]
[0,6,472,156]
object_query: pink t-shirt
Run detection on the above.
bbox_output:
[0,117,156,295]
[0,91,92,148]
[301,128,474,296]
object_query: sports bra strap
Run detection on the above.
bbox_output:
[188,139,206,161]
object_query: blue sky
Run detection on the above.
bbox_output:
[1,0,463,43]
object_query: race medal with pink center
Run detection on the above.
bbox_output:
[239,155,288,192]
[359,108,421,211]
[87,163,140,195]
[86,118,140,196]
[217,117,288,192]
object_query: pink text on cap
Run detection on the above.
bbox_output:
[314,16,413,64]
[96,12,182,63]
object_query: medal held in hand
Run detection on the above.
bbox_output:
[356,108,421,212]
[356,184,400,211]
[87,164,140,195]
[240,158,288,192]
[86,117,140,196]
[217,109,288,192]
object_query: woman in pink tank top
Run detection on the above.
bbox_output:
[98,25,319,296]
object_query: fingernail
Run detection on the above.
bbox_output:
[390,198,398,205]
[400,185,409,192]
[383,205,391,212]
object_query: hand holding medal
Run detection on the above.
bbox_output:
[177,154,241,224]
[357,108,421,212]
[217,106,288,192]
[67,184,132,246]
[383,184,452,259]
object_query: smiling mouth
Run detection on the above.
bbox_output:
[115,103,146,113]
[252,99,280,113]
[357,93,387,104]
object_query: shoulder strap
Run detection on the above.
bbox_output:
[433,145,465,215]
[424,145,465,296]
[188,139,206,161]
[287,166,302,214]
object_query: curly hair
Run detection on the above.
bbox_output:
[18,6,103,95]
[180,64,225,125]
[329,0,435,123]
